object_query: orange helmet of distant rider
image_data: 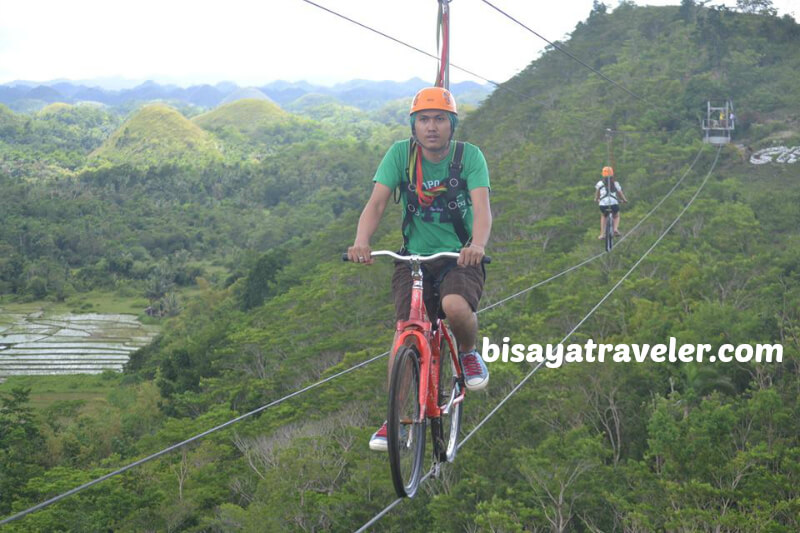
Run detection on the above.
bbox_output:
[602,166,614,177]
[409,87,459,145]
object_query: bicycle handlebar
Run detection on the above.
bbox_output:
[342,250,491,264]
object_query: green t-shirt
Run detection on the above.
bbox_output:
[374,139,490,254]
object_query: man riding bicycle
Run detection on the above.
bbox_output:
[595,166,628,239]
[347,87,492,451]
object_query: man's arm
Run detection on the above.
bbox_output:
[348,182,393,264]
[460,186,491,267]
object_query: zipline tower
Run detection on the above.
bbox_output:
[702,100,735,145]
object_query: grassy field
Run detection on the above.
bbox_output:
[63,289,152,315]
[0,372,124,414]
[0,290,149,317]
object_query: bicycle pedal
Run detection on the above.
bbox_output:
[432,462,442,479]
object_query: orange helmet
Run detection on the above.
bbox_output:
[409,87,457,115]
[602,166,614,177]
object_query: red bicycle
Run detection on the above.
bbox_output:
[347,250,488,498]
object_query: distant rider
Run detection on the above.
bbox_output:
[595,166,628,239]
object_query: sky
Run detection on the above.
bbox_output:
[0,0,797,88]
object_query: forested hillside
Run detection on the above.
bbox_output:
[1,2,799,531]
[0,94,399,308]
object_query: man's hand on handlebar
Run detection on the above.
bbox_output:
[347,243,373,264]
[459,244,485,267]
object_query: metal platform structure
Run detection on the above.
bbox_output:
[702,100,735,144]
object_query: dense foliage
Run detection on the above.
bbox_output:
[1,2,799,531]
[0,96,394,308]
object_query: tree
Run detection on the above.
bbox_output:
[592,1,608,16]
[736,0,777,15]
[239,249,287,310]
[679,0,696,22]
[513,428,608,532]
[0,387,46,514]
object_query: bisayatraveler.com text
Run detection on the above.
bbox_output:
[482,336,783,368]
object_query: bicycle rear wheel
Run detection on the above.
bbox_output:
[432,332,462,463]
[387,345,426,498]
[605,211,614,252]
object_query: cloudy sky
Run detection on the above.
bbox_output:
[0,0,796,88]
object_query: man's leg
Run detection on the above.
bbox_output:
[439,266,488,391]
[441,294,477,352]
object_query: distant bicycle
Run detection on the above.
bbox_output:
[601,206,615,252]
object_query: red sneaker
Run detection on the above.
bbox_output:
[369,421,388,451]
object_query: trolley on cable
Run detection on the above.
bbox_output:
[702,100,735,145]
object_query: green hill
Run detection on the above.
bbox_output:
[91,103,222,166]
[286,93,407,144]
[0,102,119,177]
[192,98,289,136]
[37,102,75,116]
[1,3,799,532]
[191,98,325,159]
[219,87,273,105]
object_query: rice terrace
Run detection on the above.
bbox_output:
[0,307,158,378]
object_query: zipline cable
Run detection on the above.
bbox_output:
[480,0,655,107]
[356,5,714,528]
[1,0,711,521]
[298,0,519,95]
[0,143,707,526]
[298,0,689,148]
[613,144,705,248]
[607,129,617,170]
[301,0,683,122]
[0,350,388,526]
[479,142,705,313]
[460,149,721,448]
[356,144,722,532]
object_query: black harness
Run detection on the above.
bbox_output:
[398,140,471,250]
[599,176,618,201]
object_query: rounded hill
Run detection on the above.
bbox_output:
[192,99,322,154]
[219,87,273,105]
[192,98,289,138]
[91,103,221,166]
[37,102,74,116]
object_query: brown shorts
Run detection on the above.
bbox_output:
[392,258,485,321]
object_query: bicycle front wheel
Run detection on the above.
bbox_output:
[388,345,426,498]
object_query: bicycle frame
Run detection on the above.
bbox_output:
[391,257,465,424]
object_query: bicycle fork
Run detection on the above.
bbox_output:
[393,329,431,424]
